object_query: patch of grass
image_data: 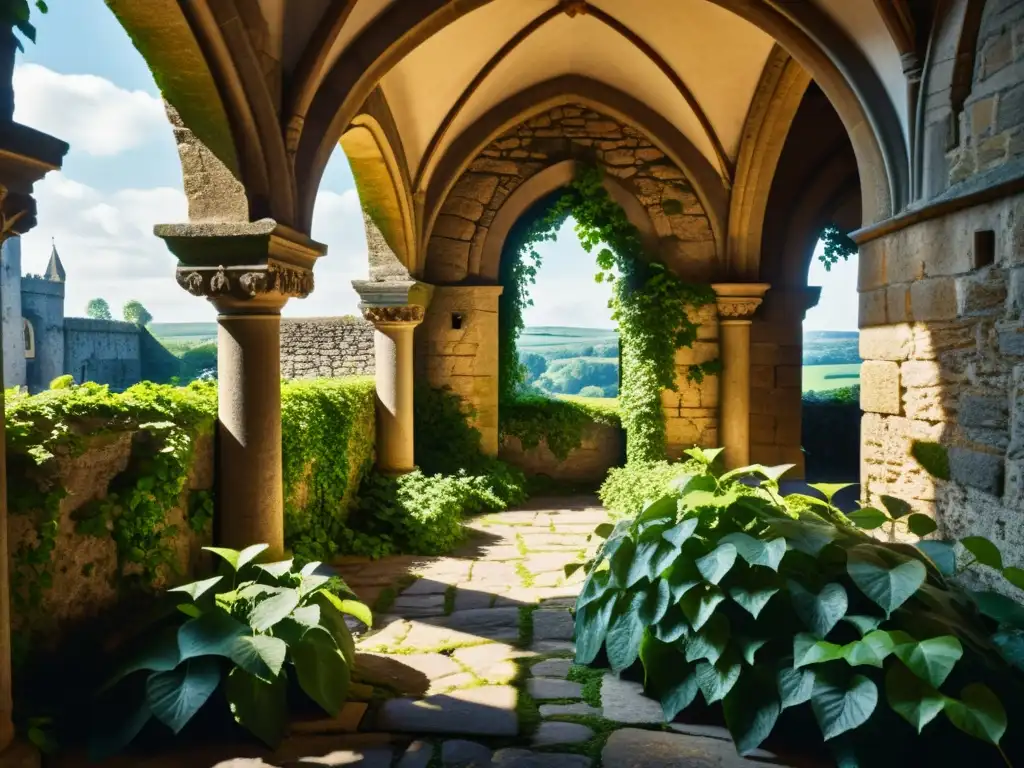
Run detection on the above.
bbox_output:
[516,561,536,588]
[535,714,622,763]
[515,533,529,556]
[444,585,457,615]
[518,604,538,648]
[567,665,604,708]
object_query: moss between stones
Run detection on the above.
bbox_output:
[566,665,604,708]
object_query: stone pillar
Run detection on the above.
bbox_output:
[363,305,424,473]
[0,118,67,760]
[713,284,770,469]
[158,221,325,557]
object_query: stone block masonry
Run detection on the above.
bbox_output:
[280,316,375,379]
[859,190,1024,580]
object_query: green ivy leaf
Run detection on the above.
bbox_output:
[322,591,373,629]
[225,668,287,747]
[719,533,786,571]
[696,652,742,704]
[893,636,962,688]
[292,626,349,716]
[652,604,690,644]
[100,626,180,693]
[808,483,854,504]
[724,670,781,756]
[578,569,614,609]
[203,544,269,572]
[961,536,1003,570]
[737,635,768,666]
[846,508,888,530]
[146,657,220,734]
[793,633,844,668]
[1002,566,1024,591]
[906,514,938,537]
[593,523,615,540]
[789,581,848,638]
[684,612,730,665]
[810,669,878,741]
[696,543,738,585]
[664,558,701,603]
[168,576,223,601]
[844,630,896,668]
[970,590,1024,629]
[846,546,926,615]
[661,517,699,548]
[177,604,202,619]
[255,560,294,580]
[638,579,671,626]
[679,584,726,631]
[575,591,616,665]
[916,541,956,576]
[765,518,836,556]
[879,495,913,519]
[564,562,584,579]
[777,665,815,710]
[606,590,647,672]
[993,628,1024,672]
[842,615,882,637]
[944,684,1007,746]
[885,663,945,733]
[249,588,301,633]
[308,592,357,667]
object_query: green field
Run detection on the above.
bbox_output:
[803,363,861,392]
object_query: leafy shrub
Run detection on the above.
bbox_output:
[536,357,619,396]
[599,459,701,518]
[573,448,1024,764]
[501,392,621,461]
[93,544,370,757]
[578,385,606,398]
[414,384,491,476]
[802,385,860,405]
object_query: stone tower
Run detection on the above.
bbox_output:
[21,241,65,392]
[0,237,25,388]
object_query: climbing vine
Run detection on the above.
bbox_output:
[820,223,858,270]
[498,164,715,461]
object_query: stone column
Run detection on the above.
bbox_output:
[363,305,424,474]
[158,222,325,557]
[713,284,770,469]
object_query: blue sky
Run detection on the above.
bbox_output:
[12,1,856,332]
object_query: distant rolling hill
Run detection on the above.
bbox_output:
[150,322,218,343]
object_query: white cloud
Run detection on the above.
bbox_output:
[13,63,167,156]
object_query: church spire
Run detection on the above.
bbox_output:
[45,238,65,283]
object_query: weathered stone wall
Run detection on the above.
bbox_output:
[499,423,624,485]
[427,104,716,284]
[64,318,142,390]
[939,0,1024,192]
[664,303,720,458]
[859,191,1024,564]
[8,429,214,649]
[280,316,375,379]
[416,286,502,455]
[1,237,26,388]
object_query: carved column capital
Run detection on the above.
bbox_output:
[361,304,425,328]
[712,283,771,325]
[176,262,315,312]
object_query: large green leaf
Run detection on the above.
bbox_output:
[146,657,221,734]
[88,682,152,761]
[893,636,962,688]
[720,533,785,571]
[728,572,779,620]
[292,626,350,716]
[879,495,912,519]
[249,587,301,632]
[684,612,730,665]
[255,559,294,580]
[992,628,1024,672]
[627,530,678,587]
[846,546,926,615]
[309,591,356,667]
[810,670,878,741]
[906,514,938,537]
[808,483,855,504]
[846,508,888,531]
[843,631,896,668]
[606,590,647,672]
[640,632,698,719]
[789,581,848,638]
[653,604,690,644]
[636,495,677,526]
[766,518,836,556]
[321,590,373,628]
[664,559,701,603]
[662,517,699,548]
[679,585,725,631]
[916,541,956,576]
[696,652,742,704]
[1002,566,1024,591]
[793,634,844,668]
[225,668,287,747]
[203,544,269,572]
[178,611,246,659]
[169,576,223,601]
[885,663,944,733]
[578,569,614,609]
[971,590,1024,629]
[842,615,882,637]
[100,626,180,692]
[609,536,637,588]
[661,669,700,720]
[945,684,1007,746]
[961,536,1003,570]
[724,670,781,756]
[638,579,671,625]
[696,543,738,585]
[736,635,768,666]
[575,591,616,665]
[777,665,814,710]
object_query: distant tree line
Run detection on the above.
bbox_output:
[85,297,153,327]
[518,346,619,398]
